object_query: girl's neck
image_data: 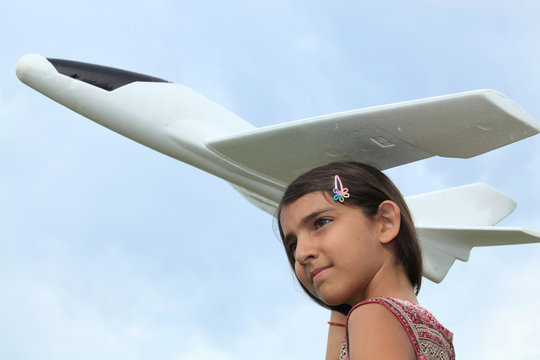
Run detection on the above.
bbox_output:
[349,261,418,306]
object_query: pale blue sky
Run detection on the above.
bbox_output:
[1,1,540,359]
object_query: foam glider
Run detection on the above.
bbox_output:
[15,54,540,282]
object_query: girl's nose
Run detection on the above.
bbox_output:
[294,237,317,265]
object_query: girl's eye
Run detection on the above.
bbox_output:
[314,218,331,229]
[287,240,297,255]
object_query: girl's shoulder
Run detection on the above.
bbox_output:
[345,297,455,360]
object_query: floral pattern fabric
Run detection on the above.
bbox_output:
[340,297,455,360]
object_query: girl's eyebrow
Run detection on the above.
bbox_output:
[284,208,333,240]
[300,208,333,228]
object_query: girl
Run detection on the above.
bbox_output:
[277,162,455,360]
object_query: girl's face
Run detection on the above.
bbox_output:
[280,191,393,306]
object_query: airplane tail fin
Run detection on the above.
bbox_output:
[407,184,540,282]
[406,183,516,227]
[419,226,540,283]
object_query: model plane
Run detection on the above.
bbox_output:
[15,54,540,283]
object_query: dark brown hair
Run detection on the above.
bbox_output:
[276,162,422,315]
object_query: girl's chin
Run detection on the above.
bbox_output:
[312,283,354,306]
[318,292,352,307]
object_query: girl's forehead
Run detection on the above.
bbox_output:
[280,191,337,223]
[283,191,330,209]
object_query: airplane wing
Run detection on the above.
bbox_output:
[206,90,540,187]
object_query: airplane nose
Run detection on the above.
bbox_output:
[15,54,55,84]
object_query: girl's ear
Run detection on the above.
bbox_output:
[376,200,401,244]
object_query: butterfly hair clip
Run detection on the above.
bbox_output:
[333,175,350,202]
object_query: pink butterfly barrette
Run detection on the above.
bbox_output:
[333,175,349,202]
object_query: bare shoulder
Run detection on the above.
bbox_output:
[348,303,416,360]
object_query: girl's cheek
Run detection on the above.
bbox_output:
[294,263,308,286]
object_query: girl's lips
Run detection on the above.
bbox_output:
[311,265,331,282]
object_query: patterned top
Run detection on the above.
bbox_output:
[339,297,455,360]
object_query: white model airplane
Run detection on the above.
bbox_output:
[15,54,540,283]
